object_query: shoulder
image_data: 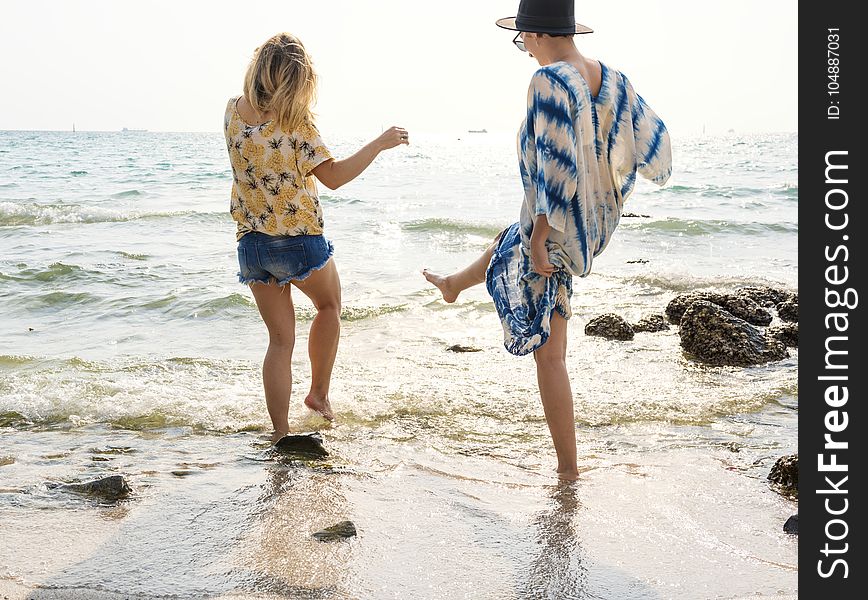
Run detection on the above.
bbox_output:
[225,95,241,114]
[529,66,571,95]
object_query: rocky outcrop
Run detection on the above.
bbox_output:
[273,432,329,457]
[736,286,791,308]
[767,323,798,348]
[632,314,670,333]
[446,344,482,353]
[679,301,787,366]
[585,314,634,341]
[768,454,798,500]
[50,475,132,502]
[313,520,357,541]
[666,292,772,326]
[783,514,798,535]
[777,297,798,322]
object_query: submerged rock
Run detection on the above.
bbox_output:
[768,454,798,500]
[679,301,787,366]
[52,474,132,502]
[446,344,482,353]
[777,297,798,322]
[585,314,634,341]
[783,514,799,535]
[274,432,329,457]
[632,314,670,333]
[313,520,357,542]
[666,292,772,326]
[767,323,798,348]
[736,286,792,308]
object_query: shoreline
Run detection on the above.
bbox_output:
[1,409,797,599]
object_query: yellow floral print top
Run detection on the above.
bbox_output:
[224,96,333,240]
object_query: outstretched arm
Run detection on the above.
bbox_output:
[312,126,408,190]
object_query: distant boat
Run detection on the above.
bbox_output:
[467,128,488,134]
[72,123,76,133]
[121,128,148,132]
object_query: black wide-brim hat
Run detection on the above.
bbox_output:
[496,0,592,34]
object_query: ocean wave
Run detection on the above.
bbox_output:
[401,218,504,239]
[0,201,226,226]
[612,272,797,294]
[620,218,797,236]
[658,183,798,200]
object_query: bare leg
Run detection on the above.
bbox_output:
[249,283,296,442]
[291,258,341,421]
[423,242,497,303]
[533,312,578,480]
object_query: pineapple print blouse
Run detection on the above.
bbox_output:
[224,96,333,240]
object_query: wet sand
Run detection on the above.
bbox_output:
[1,412,797,599]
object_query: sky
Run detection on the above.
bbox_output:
[0,1,797,137]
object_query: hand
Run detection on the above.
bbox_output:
[531,242,555,278]
[376,126,409,150]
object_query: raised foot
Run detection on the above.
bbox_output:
[304,394,335,421]
[422,269,459,303]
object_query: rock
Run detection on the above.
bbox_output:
[446,344,482,353]
[585,314,634,341]
[666,292,772,326]
[679,301,787,366]
[783,514,798,535]
[622,212,651,218]
[767,322,798,347]
[626,259,650,264]
[632,314,670,333]
[736,286,792,308]
[777,297,798,322]
[312,520,357,542]
[52,474,132,501]
[274,432,329,457]
[768,454,798,499]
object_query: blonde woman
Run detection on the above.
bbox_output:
[225,33,408,443]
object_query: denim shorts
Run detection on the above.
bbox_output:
[237,232,334,285]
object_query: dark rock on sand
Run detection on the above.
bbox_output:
[783,514,799,535]
[768,454,798,500]
[777,297,799,322]
[736,286,792,308]
[313,520,357,542]
[446,344,482,353]
[767,322,798,348]
[626,259,650,264]
[632,314,670,333]
[585,314,635,341]
[274,432,329,457]
[51,474,132,502]
[679,301,787,366]
[666,292,772,326]
[622,212,651,218]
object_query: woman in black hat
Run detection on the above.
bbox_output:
[424,0,672,480]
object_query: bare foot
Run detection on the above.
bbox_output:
[422,269,459,303]
[304,394,335,421]
[270,430,288,445]
[557,468,579,481]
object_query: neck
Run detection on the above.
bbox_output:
[537,38,583,67]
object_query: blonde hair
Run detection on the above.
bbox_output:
[243,33,317,132]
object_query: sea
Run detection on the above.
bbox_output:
[0,129,798,599]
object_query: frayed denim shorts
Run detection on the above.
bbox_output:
[237,232,334,286]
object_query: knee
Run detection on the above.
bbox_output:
[316,302,342,321]
[534,345,565,371]
[268,330,296,350]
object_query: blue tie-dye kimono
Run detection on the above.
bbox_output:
[486,61,672,355]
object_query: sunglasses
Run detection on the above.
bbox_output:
[513,32,527,53]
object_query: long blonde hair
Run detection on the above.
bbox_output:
[243,33,317,131]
